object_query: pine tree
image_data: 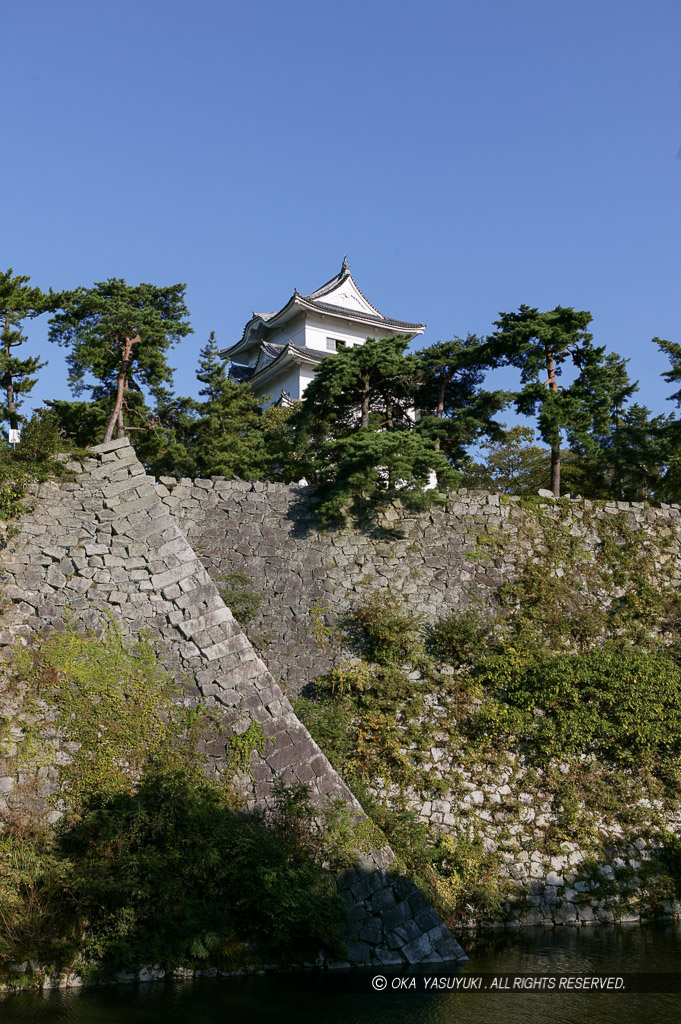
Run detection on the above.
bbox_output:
[490,305,600,497]
[48,279,192,443]
[564,352,641,498]
[292,336,456,517]
[295,335,419,440]
[415,335,510,462]
[651,337,681,502]
[194,333,269,479]
[0,269,48,431]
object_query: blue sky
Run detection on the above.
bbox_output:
[4,0,681,420]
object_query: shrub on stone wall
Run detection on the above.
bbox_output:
[0,623,348,978]
[344,593,424,667]
[297,526,681,927]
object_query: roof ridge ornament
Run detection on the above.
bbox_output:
[341,255,349,273]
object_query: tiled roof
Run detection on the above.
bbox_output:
[306,267,347,301]
[261,342,285,361]
[302,297,423,331]
[304,259,385,320]
[286,344,327,363]
[222,262,424,358]
[247,343,328,386]
[228,363,255,383]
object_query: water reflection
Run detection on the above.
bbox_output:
[2,923,680,1024]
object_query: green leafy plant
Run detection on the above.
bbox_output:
[428,609,493,664]
[0,410,68,521]
[215,571,263,624]
[345,592,424,666]
[0,623,349,977]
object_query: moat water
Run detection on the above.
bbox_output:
[2,924,680,1024]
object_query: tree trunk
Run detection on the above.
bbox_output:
[546,346,561,497]
[551,445,561,498]
[103,334,140,443]
[436,381,446,419]
[433,379,446,451]
[3,321,16,429]
[360,373,371,428]
[5,378,16,430]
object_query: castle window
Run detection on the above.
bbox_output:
[326,338,345,351]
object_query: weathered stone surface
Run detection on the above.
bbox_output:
[152,471,681,933]
[11,447,676,940]
[0,440,465,968]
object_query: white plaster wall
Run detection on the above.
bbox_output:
[301,313,405,354]
[299,366,318,397]
[257,367,303,408]
[317,278,378,316]
[265,318,306,351]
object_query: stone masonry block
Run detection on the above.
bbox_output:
[90,437,131,455]
[150,563,201,591]
[198,633,252,662]
[0,438,471,968]
[176,607,234,639]
[102,476,149,500]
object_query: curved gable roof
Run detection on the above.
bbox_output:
[220,260,425,361]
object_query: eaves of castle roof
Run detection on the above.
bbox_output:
[228,343,327,391]
[220,260,425,362]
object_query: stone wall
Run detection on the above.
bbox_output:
[161,477,681,692]
[157,476,681,929]
[404,753,681,929]
[4,451,681,939]
[0,440,465,968]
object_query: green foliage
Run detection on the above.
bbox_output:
[16,619,199,813]
[414,335,510,464]
[48,391,202,479]
[43,399,108,449]
[345,592,424,666]
[461,425,550,495]
[58,766,346,972]
[295,335,419,436]
[356,795,511,924]
[225,721,266,780]
[48,278,192,444]
[429,832,511,922]
[308,601,337,652]
[473,643,681,767]
[323,430,456,520]
[10,409,62,467]
[0,821,79,968]
[454,508,681,768]
[0,410,67,521]
[1,622,348,975]
[297,659,436,793]
[0,269,51,430]
[490,305,604,496]
[428,609,493,664]
[194,334,270,479]
[561,352,666,501]
[0,477,26,522]
[216,571,263,624]
[259,402,302,482]
[291,336,456,519]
